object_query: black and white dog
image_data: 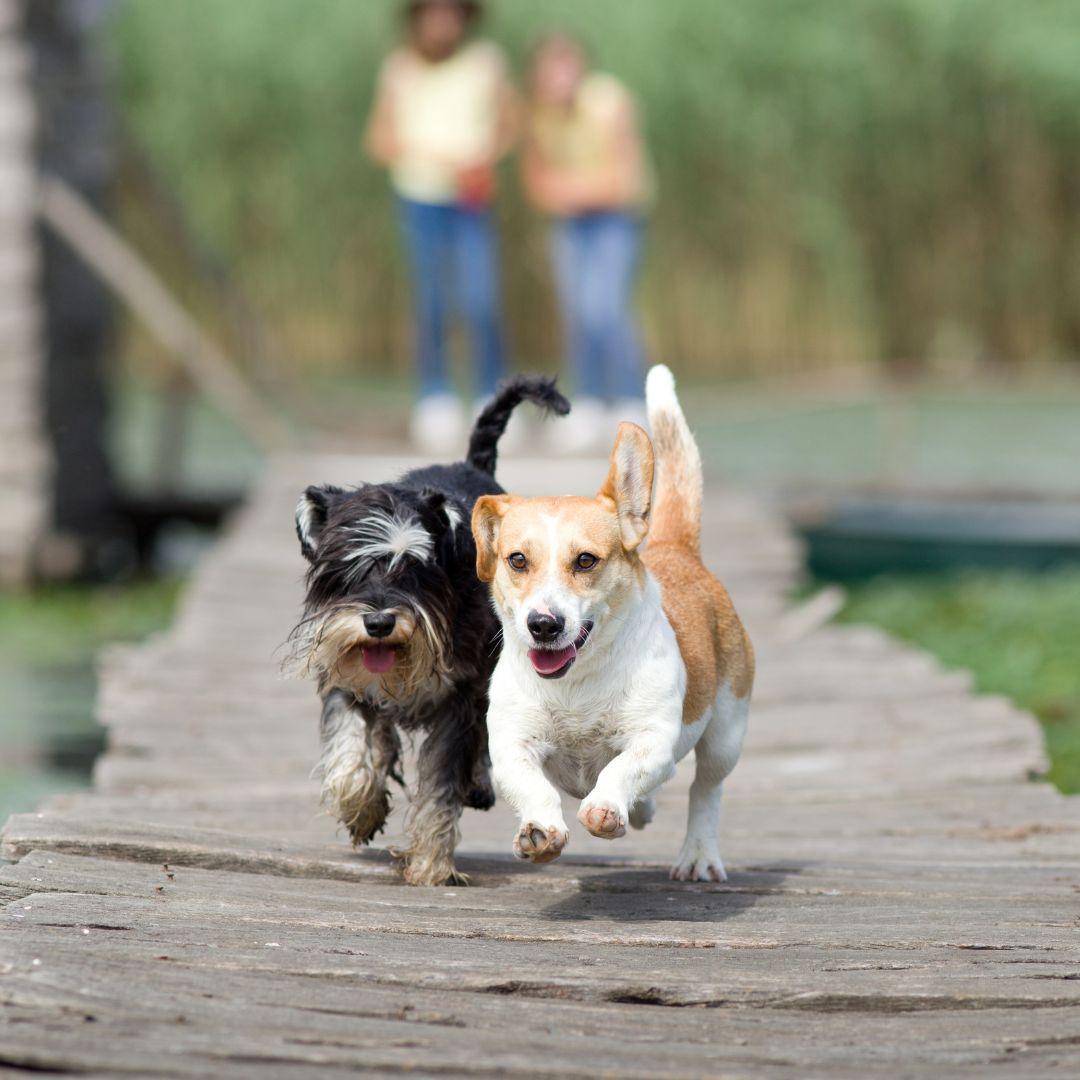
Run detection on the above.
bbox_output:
[291,378,570,885]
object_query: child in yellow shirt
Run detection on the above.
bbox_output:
[366,0,517,453]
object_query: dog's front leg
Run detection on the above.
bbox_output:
[488,732,569,864]
[318,690,400,846]
[402,693,484,886]
[578,733,677,841]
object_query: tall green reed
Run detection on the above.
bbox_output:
[113,0,1080,379]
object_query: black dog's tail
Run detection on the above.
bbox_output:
[466,376,571,476]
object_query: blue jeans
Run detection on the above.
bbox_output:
[551,211,646,401]
[398,198,506,400]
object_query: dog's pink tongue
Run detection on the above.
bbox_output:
[361,646,397,674]
[528,645,576,676]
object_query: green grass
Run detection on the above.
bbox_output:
[0,579,183,823]
[0,579,184,668]
[837,570,1080,793]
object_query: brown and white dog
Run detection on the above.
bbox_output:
[472,366,753,881]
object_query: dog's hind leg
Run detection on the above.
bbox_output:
[670,687,749,882]
[318,690,400,847]
[402,694,485,886]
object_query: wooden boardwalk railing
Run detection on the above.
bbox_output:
[3,453,1079,1077]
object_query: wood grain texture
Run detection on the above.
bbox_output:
[2,451,1079,1076]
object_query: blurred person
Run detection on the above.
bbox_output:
[523,33,653,454]
[365,0,517,454]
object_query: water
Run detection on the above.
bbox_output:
[0,376,244,825]
[0,656,104,824]
[0,555,200,825]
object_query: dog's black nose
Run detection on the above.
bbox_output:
[363,611,397,639]
[527,610,565,643]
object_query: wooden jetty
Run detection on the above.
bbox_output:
[3,453,1079,1077]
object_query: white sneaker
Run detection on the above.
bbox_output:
[410,394,465,457]
[547,396,608,456]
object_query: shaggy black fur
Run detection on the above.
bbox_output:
[292,376,569,885]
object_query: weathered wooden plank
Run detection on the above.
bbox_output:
[41,774,1075,829]
[10,778,1078,879]
[4,903,1080,1014]
[6,847,1079,904]
[4,453,1080,1076]
[3,992,1075,1079]
[86,739,1050,801]
[5,853,1080,956]
[2,945,1079,1076]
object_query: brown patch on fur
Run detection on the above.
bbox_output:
[473,494,516,582]
[644,368,753,719]
[648,411,702,552]
[597,423,654,550]
[644,543,755,722]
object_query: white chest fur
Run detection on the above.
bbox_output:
[487,575,692,795]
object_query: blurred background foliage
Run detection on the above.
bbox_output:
[111,0,1080,380]
[6,0,1080,819]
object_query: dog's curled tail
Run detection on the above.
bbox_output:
[466,376,571,476]
[646,364,703,554]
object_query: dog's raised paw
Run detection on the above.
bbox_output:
[578,799,627,839]
[513,822,568,863]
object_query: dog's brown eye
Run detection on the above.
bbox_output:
[575,552,599,571]
[507,552,527,571]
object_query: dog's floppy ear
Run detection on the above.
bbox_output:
[598,422,654,551]
[295,485,344,561]
[472,495,512,582]
[418,488,464,539]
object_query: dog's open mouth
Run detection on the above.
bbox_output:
[528,622,593,680]
[360,645,397,674]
